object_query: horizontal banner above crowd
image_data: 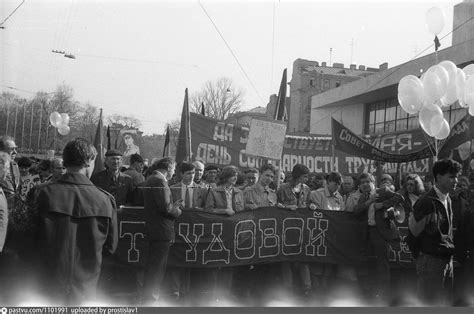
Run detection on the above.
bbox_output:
[115,206,413,269]
[188,113,437,176]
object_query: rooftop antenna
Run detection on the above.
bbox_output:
[329,48,333,66]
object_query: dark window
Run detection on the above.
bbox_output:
[335,80,341,87]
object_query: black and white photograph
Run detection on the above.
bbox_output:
[1,0,474,308]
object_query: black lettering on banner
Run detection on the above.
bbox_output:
[119,221,145,263]
[234,220,256,260]
[282,218,304,256]
[258,218,280,258]
[202,223,231,265]
[178,223,205,262]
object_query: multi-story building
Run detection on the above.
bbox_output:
[288,59,383,133]
[310,1,473,138]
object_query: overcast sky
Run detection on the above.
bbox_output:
[1,0,460,135]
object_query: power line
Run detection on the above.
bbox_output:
[0,0,25,27]
[198,1,265,106]
[310,16,474,129]
[75,53,200,68]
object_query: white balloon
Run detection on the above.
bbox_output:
[434,118,450,140]
[430,115,445,136]
[419,102,443,136]
[439,60,458,82]
[49,111,62,128]
[464,75,474,106]
[427,65,449,95]
[58,124,70,136]
[397,75,424,114]
[60,113,70,126]
[422,70,444,104]
[425,6,446,36]
[441,77,458,106]
[463,64,474,76]
[456,69,466,105]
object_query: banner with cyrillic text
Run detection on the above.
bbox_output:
[115,207,414,268]
[189,113,433,176]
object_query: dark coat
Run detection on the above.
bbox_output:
[90,170,133,207]
[353,187,402,242]
[413,188,454,257]
[142,173,175,242]
[36,173,118,304]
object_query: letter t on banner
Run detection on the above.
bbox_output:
[176,88,192,163]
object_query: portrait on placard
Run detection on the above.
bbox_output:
[120,130,140,165]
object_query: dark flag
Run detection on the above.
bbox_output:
[175,88,192,163]
[163,125,171,157]
[438,115,474,158]
[201,102,205,116]
[434,36,441,51]
[274,68,288,121]
[106,125,111,150]
[93,109,105,174]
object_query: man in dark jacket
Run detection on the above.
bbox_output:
[35,138,118,305]
[141,157,182,305]
[91,149,133,207]
[409,159,461,305]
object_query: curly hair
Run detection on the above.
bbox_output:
[217,165,239,186]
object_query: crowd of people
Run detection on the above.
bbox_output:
[0,135,473,307]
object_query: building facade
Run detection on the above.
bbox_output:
[288,59,383,133]
[310,1,474,138]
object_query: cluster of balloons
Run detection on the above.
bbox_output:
[398,62,474,140]
[49,111,71,135]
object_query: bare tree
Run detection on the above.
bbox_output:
[190,77,244,120]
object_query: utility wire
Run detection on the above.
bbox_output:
[75,53,200,68]
[198,1,265,105]
[0,0,25,26]
[310,16,474,129]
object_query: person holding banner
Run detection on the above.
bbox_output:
[243,164,278,210]
[203,165,243,301]
[409,159,461,305]
[308,172,347,294]
[165,162,207,303]
[276,164,312,298]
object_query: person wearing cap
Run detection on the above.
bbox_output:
[203,165,219,189]
[91,149,133,207]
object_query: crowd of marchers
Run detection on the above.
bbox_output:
[0,135,472,307]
